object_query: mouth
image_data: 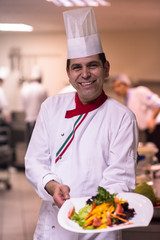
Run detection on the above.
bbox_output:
[79,80,96,86]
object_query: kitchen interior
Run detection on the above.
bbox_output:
[0,0,160,239]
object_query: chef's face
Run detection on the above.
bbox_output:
[67,54,109,104]
[112,80,128,97]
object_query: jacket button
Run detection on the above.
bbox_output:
[61,133,64,136]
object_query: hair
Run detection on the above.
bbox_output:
[66,52,107,70]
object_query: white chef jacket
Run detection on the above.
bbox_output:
[126,86,160,130]
[21,81,47,123]
[25,92,138,240]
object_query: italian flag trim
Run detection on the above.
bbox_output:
[55,113,87,163]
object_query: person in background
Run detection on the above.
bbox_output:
[0,67,11,125]
[111,74,160,161]
[58,83,76,94]
[25,7,138,240]
[21,65,47,144]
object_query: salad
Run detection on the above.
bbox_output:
[68,187,135,230]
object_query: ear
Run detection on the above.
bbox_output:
[66,67,70,78]
[66,68,72,86]
[104,60,110,78]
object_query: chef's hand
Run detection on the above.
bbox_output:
[146,118,156,133]
[45,180,70,208]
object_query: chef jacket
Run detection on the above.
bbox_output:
[25,92,138,240]
[126,86,160,130]
[21,81,47,123]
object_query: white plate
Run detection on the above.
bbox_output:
[58,192,153,233]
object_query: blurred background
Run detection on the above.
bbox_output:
[0,1,160,239]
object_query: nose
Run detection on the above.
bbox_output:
[81,66,91,79]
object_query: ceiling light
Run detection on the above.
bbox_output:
[0,24,33,32]
[69,0,86,6]
[96,0,111,6]
[46,0,111,7]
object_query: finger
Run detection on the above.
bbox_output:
[53,192,65,208]
[61,185,70,200]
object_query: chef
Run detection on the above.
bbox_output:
[21,65,47,143]
[111,74,160,161]
[25,7,138,240]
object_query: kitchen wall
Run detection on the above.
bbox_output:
[0,29,160,111]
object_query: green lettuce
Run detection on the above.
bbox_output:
[71,204,92,227]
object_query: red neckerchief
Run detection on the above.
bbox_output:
[65,90,107,118]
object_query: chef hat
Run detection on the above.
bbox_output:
[0,66,9,80]
[111,74,131,86]
[30,65,42,80]
[63,7,103,59]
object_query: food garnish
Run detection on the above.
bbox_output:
[68,187,135,230]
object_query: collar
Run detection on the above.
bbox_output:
[65,90,107,118]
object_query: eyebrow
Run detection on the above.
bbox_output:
[87,61,101,66]
[71,63,81,67]
[71,60,101,69]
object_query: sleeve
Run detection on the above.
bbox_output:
[25,102,63,201]
[99,110,138,194]
[139,87,160,108]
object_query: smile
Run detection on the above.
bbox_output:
[79,80,96,86]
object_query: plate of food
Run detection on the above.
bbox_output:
[58,187,153,233]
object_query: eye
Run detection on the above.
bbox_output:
[71,65,82,71]
[88,62,99,69]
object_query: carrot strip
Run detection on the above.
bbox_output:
[107,204,114,213]
[116,212,126,216]
[85,202,96,220]
[111,213,131,223]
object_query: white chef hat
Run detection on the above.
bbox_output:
[30,65,42,80]
[63,7,103,59]
[111,74,131,86]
